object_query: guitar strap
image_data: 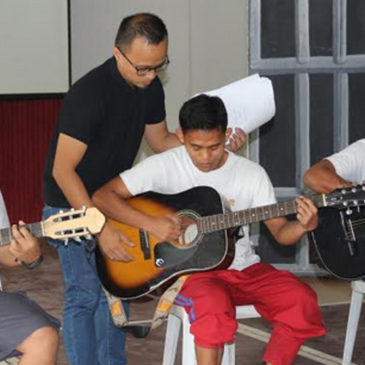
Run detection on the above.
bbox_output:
[103,275,189,332]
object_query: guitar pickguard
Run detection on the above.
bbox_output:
[154,242,198,268]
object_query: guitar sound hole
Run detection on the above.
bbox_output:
[177,211,200,247]
[182,222,198,245]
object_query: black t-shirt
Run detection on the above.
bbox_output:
[43,57,165,207]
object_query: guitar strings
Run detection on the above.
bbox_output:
[346,218,365,228]
[343,218,365,240]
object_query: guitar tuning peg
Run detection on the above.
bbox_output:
[64,238,69,246]
[59,210,64,213]
[70,208,74,211]
[74,236,82,243]
[346,208,352,215]
[81,206,87,212]
[85,234,92,240]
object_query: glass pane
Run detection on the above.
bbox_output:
[309,0,333,56]
[261,0,295,58]
[347,0,365,55]
[309,74,334,165]
[259,75,295,187]
[349,73,365,143]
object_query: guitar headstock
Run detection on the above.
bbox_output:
[324,184,365,209]
[43,207,106,239]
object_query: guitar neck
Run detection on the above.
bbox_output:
[198,193,326,233]
[0,207,105,246]
[0,222,43,247]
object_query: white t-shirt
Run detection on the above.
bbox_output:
[0,190,9,229]
[326,139,365,184]
[121,146,276,271]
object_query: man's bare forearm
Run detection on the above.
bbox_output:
[0,246,19,267]
[53,167,93,209]
[303,159,350,194]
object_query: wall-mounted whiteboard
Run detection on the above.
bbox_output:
[0,0,69,94]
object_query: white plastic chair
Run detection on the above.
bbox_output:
[342,280,365,365]
[162,304,260,365]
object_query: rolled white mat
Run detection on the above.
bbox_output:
[198,74,276,134]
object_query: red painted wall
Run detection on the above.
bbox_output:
[0,99,62,223]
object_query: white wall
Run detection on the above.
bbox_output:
[0,0,69,94]
[70,0,249,132]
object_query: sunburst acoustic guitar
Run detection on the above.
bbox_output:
[95,184,365,300]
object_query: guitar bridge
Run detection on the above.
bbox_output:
[139,229,151,260]
[340,211,356,257]
[341,211,356,242]
[346,219,356,242]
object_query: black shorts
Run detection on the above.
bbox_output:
[0,291,60,361]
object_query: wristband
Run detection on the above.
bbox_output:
[21,254,43,270]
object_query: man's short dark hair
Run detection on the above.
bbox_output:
[179,94,228,133]
[115,13,168,51]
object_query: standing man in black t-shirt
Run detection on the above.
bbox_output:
[42,13,180,365]
[42,12,246,365]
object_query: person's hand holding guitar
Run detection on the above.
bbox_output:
[9,222,42,266]
[98,222,135,262]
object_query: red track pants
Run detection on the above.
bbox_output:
[174,263,325,365]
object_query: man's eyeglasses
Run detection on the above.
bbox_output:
[117,47,169,76]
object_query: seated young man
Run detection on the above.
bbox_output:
[93,95,325,365]
[0,190,59,365]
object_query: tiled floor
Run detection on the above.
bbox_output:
[2,243,364,365]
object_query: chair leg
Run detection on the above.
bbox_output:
[222,342,235,365]
[182,312,196,365]
[163,304,260,365]
[342,288,364,365]
[163,314,182,365]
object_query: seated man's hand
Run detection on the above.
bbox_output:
[225,128,247,152]
[97,222,135,262]
[9,222,42,264]
[295,197,318,232]
[148,215,182,242]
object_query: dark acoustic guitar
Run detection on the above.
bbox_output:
[309,196,365,280]
[95,184,365,300]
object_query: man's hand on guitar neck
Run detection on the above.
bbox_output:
[265,197,318,246]
[98,223,135,262]
[295,196,318,232]
[9,222,42,266]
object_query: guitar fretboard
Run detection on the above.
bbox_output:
[198,194,325,234]
[0,223,43,247]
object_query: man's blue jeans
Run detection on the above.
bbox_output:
[43,206,129,365]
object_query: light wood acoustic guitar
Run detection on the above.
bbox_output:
[0,207,106,247]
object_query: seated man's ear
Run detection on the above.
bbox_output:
[175,127,184,144]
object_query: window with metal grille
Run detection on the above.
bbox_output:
[249,0,365,274]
